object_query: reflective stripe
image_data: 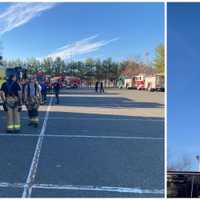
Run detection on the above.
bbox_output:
[7,125,14,129]
[31,118,39,122]
[14,124,21,129]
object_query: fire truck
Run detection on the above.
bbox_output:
[64,76,81,88]
[144,73,165,92]
[135,74,145,90]
[124,77,136,89]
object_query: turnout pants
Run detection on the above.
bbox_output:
[6,97,20,132]
[26,96,40,125]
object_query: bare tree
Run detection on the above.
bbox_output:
[120,58,155,78]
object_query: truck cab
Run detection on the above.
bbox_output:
[135,74,145,90]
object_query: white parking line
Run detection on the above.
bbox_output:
[0,182,164,195]
[41,117,164,121]
[33,183,164,194]
[0,182,25,188]
[0,133,163,141]
[22,97,53,198]
[48,134,164,140]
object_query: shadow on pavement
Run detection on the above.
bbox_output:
[52,96,163,108]
[0,109,164,138]
[0,95,164,198]
[58,88,119,96]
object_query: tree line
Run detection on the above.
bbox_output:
[2,44,164,83]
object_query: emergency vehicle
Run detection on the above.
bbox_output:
[144,73,165,91]
[124,77,136,89]
[64,76,81,88]
[135,74,145,90]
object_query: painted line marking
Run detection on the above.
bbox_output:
[0,182,163,195]
[33,183,164,194]
[42,117,164,122]
[0,133,163,141]
[0,182,25,188]
[47,134,164,140]
[22,97,53,198]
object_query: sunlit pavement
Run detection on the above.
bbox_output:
[0,88,164,197]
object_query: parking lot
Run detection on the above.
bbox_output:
[0,88,164,197]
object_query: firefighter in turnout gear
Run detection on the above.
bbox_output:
[0,75,22,133]
[24,77,41,127]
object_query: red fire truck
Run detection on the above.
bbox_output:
[64,76,81,88]
[134,74,145,90]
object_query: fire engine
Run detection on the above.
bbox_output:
[144,73,165,91]
[121,73,165,92]
[64,76,81,88]
[135,74,145,90]
[124,77,136,89]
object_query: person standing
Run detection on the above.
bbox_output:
[0,75,22,133]
[24,77,41,127]
[100,81,104,93]
[95,81,99,93]
[40,81,47,104]
[53,80,60,104]
[21,78,28,104]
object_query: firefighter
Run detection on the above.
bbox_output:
[21,78,28,104]
[0,74,22,133]
[24,77,41,127]
[100,81,104,93]
[53,80,60,104]
[40,80,47,104]
[95,81,99,93]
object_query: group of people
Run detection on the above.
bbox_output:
[95,81,104,93]
[0,75,61,133]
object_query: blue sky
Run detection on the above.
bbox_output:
[0,3,164,62]
[168,3,200,170]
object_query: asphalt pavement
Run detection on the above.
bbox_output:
[0,88,164,197]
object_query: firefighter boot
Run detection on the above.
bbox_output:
[6,107,14,133]
[13,107,21,133]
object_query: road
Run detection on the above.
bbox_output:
[0,88,164,197]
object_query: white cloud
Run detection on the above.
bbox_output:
[0,3,55,34]
[46,35,119,60]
